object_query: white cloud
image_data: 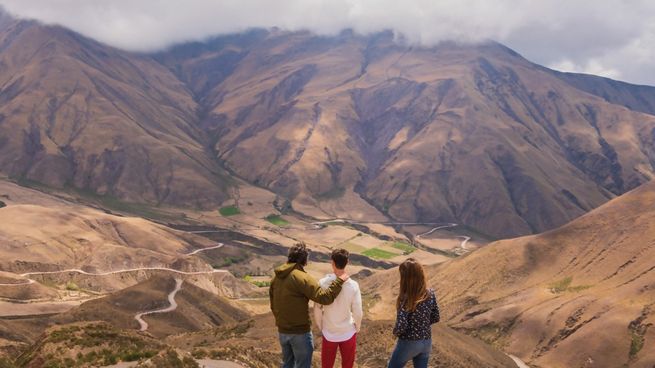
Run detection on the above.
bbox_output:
[550,59,622,80]
[1,0,654,85]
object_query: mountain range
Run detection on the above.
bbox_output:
[2,12,655,237]
[1,10,655,367]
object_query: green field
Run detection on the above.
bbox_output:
[219,205,240,216]
[265,214,290,226]
[362,247,398,260]
[389,241,416,254]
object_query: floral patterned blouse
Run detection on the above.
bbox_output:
[393,289,440,340]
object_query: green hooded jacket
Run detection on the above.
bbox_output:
[269,262,344,334]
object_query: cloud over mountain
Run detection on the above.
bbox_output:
[1,0,655,85]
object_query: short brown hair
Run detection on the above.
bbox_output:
[331,248,349,269]
[288,242,309,266]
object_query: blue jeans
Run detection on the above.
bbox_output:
[279,332,314,368]
[387,338,432,368]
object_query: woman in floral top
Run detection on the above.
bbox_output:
[387,258,440,368]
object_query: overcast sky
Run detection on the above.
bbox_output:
[1,0,654,86]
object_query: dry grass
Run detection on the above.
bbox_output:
[361,181,655,368]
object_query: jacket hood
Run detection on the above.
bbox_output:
[275,262,302,279]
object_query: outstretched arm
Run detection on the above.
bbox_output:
[295,273,345,305]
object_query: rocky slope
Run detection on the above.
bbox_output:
[0,179,215,276]
[0,15,232,208]
[157,30,655,237]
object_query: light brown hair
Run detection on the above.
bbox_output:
[396,258,428,312]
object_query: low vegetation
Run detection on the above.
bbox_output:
[243,275,271,287]
[362,248,398,260]
[548,277,591,294]
[265,214,289,226]
[213,256,245,268]
[65,281,80,291]
[628,310,649,360]
[630,331,644,359]
[389,241,416,254]
[0,200,5,208]
[16,322,166,367]
[219,205,241,216]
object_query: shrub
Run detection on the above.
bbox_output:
[219,205,240,216]
[264,214,289,226]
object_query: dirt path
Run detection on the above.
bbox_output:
[185,243,224,255]
[0,279,35,286]
[105,359,245,368]
[509,354,531,368]
[20,267,228,278]
[196,360,246,368]
[134,278,183,331]
[415,223,457,238]
[0,244,227,287]
[457,236,471,250]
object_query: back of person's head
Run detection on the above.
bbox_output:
[331,248,349,269]
[397,258,428,312]
[288,242,309,266]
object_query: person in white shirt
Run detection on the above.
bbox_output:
[314,248,363,368]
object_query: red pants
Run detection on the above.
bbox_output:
[321,333,357,368]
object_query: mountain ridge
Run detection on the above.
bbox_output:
[1,13,655,237]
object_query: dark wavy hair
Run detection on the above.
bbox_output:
[331,248,349,269]
[288,242,309,266]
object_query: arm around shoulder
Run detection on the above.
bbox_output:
[295,271,344,305]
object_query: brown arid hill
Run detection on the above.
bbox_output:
[0,180,216,275]
[157,29,655,238]
[13,321,199,368]
[57,276,250,338]
[364,180,655,368]
[0,14,232,209]
[167,313,516,368]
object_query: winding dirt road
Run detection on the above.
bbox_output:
[185,243,224,255]
[415,223,457,238]
[457,236,471,250]
[0,243,225,287]
[134,278,183,331]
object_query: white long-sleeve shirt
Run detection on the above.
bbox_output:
[313,273,363,342]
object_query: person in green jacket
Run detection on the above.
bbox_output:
[270,242,349,368]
